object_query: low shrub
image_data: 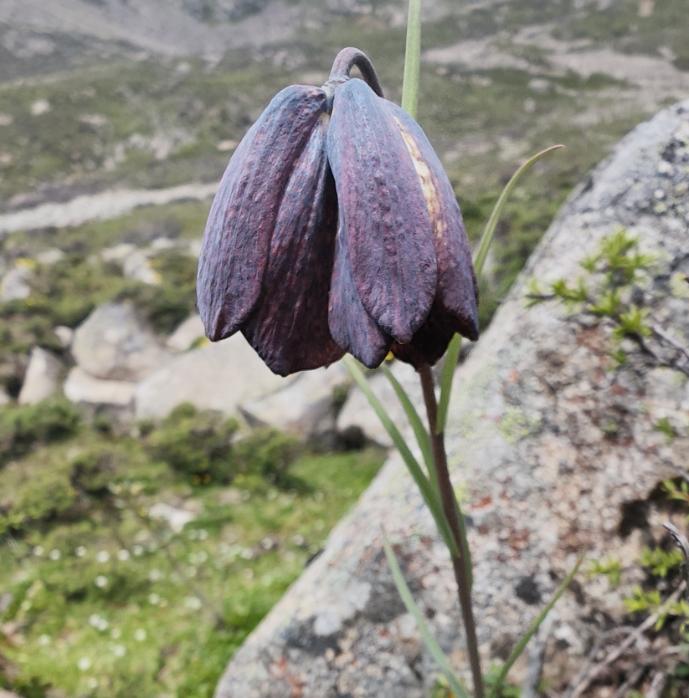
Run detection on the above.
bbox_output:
[146,403,239,484]
[0,399,81,466]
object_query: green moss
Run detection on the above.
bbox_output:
[0,399,81,467]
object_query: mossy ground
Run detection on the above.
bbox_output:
[0,401,385,697]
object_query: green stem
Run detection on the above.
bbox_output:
[418,364,484,698]
[401,0,422,117]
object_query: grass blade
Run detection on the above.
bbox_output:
[344,357,458,556]
[381,364,435,484]
[401,0,422,118]
[491,556,584,695]
[473,144,565,277]
[384,537,471,698]
[436,333,462,435]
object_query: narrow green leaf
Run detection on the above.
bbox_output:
[381,364,434,482]
[437,146,565,439]
[474,144,565,278]
[401,0,422,118]
[436,333,462,435]
[344,357,458,556]
[384,538,470,698]
[491,556,584,696]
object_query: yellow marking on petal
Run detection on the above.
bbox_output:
[394,117,446,240]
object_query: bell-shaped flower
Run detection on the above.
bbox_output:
[196,84,344,375]
[196,47,478,376]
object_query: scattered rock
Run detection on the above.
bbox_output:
[101,243,136,264]
[215,100,689,698]
[166,314,205,352]
[0,266,32,301]
[18,347,63,405]
[30,98,51,116]
[64,367,136,408]
[241,362,351,438]
[135,334,287,420]
[54,325,74,348]
[148,502,197,532]
[122,248,160,285]
[71,302,170,381]
[35,248,65,265]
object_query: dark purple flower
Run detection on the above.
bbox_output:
[196,47,478,376]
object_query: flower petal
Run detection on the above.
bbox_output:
[391,302,460,367]
[328,228,391,368]
[242,118,344,376]
[197,85,328,341]
[380,100,479,342]
[327,78,437,344]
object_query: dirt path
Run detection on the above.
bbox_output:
[0,182,217,236]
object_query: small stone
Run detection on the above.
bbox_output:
[30,99,51,116]
[18,348,63,405]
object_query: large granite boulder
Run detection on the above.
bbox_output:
[135,334,287,420]
[215,101,689,697]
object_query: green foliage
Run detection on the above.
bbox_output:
[146,403,239,484]
[589,557,623,588]
[118,250,198,334]
[655,417,678,441]
[233,428,301,487]
[639,546,684,579]
[0,457,78,536]
[0,399,81,466]
[526,228,659,359]
[0,407,385,696]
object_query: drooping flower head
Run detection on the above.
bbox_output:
[197,48,478,376]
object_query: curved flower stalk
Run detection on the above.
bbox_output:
[196,47,478,376]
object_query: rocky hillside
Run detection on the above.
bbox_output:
[0,0,688,695]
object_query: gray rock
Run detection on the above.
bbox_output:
[148,502,197,532]
[18,347,63,404]
[0,265,32,301]
[54,325,74,348]
[166,314,204,352]
[64,367,136,407]
[0,387,10,407]
[71,302,170,381]
[122,248,160,285]
[100,243,136,264]
[241,362,351,438]
[336,361,422,447]
[35,247,65,265]
[215,101,689,697]
[135,334,287,420]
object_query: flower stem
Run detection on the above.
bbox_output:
[328,47,384,97]
[418,363,484,698]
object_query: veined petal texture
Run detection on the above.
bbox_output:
[327,78,437,344]
[242,117,344,376]
[381,100,479,343]
[329,229,391,368]
[197,85,328,341]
